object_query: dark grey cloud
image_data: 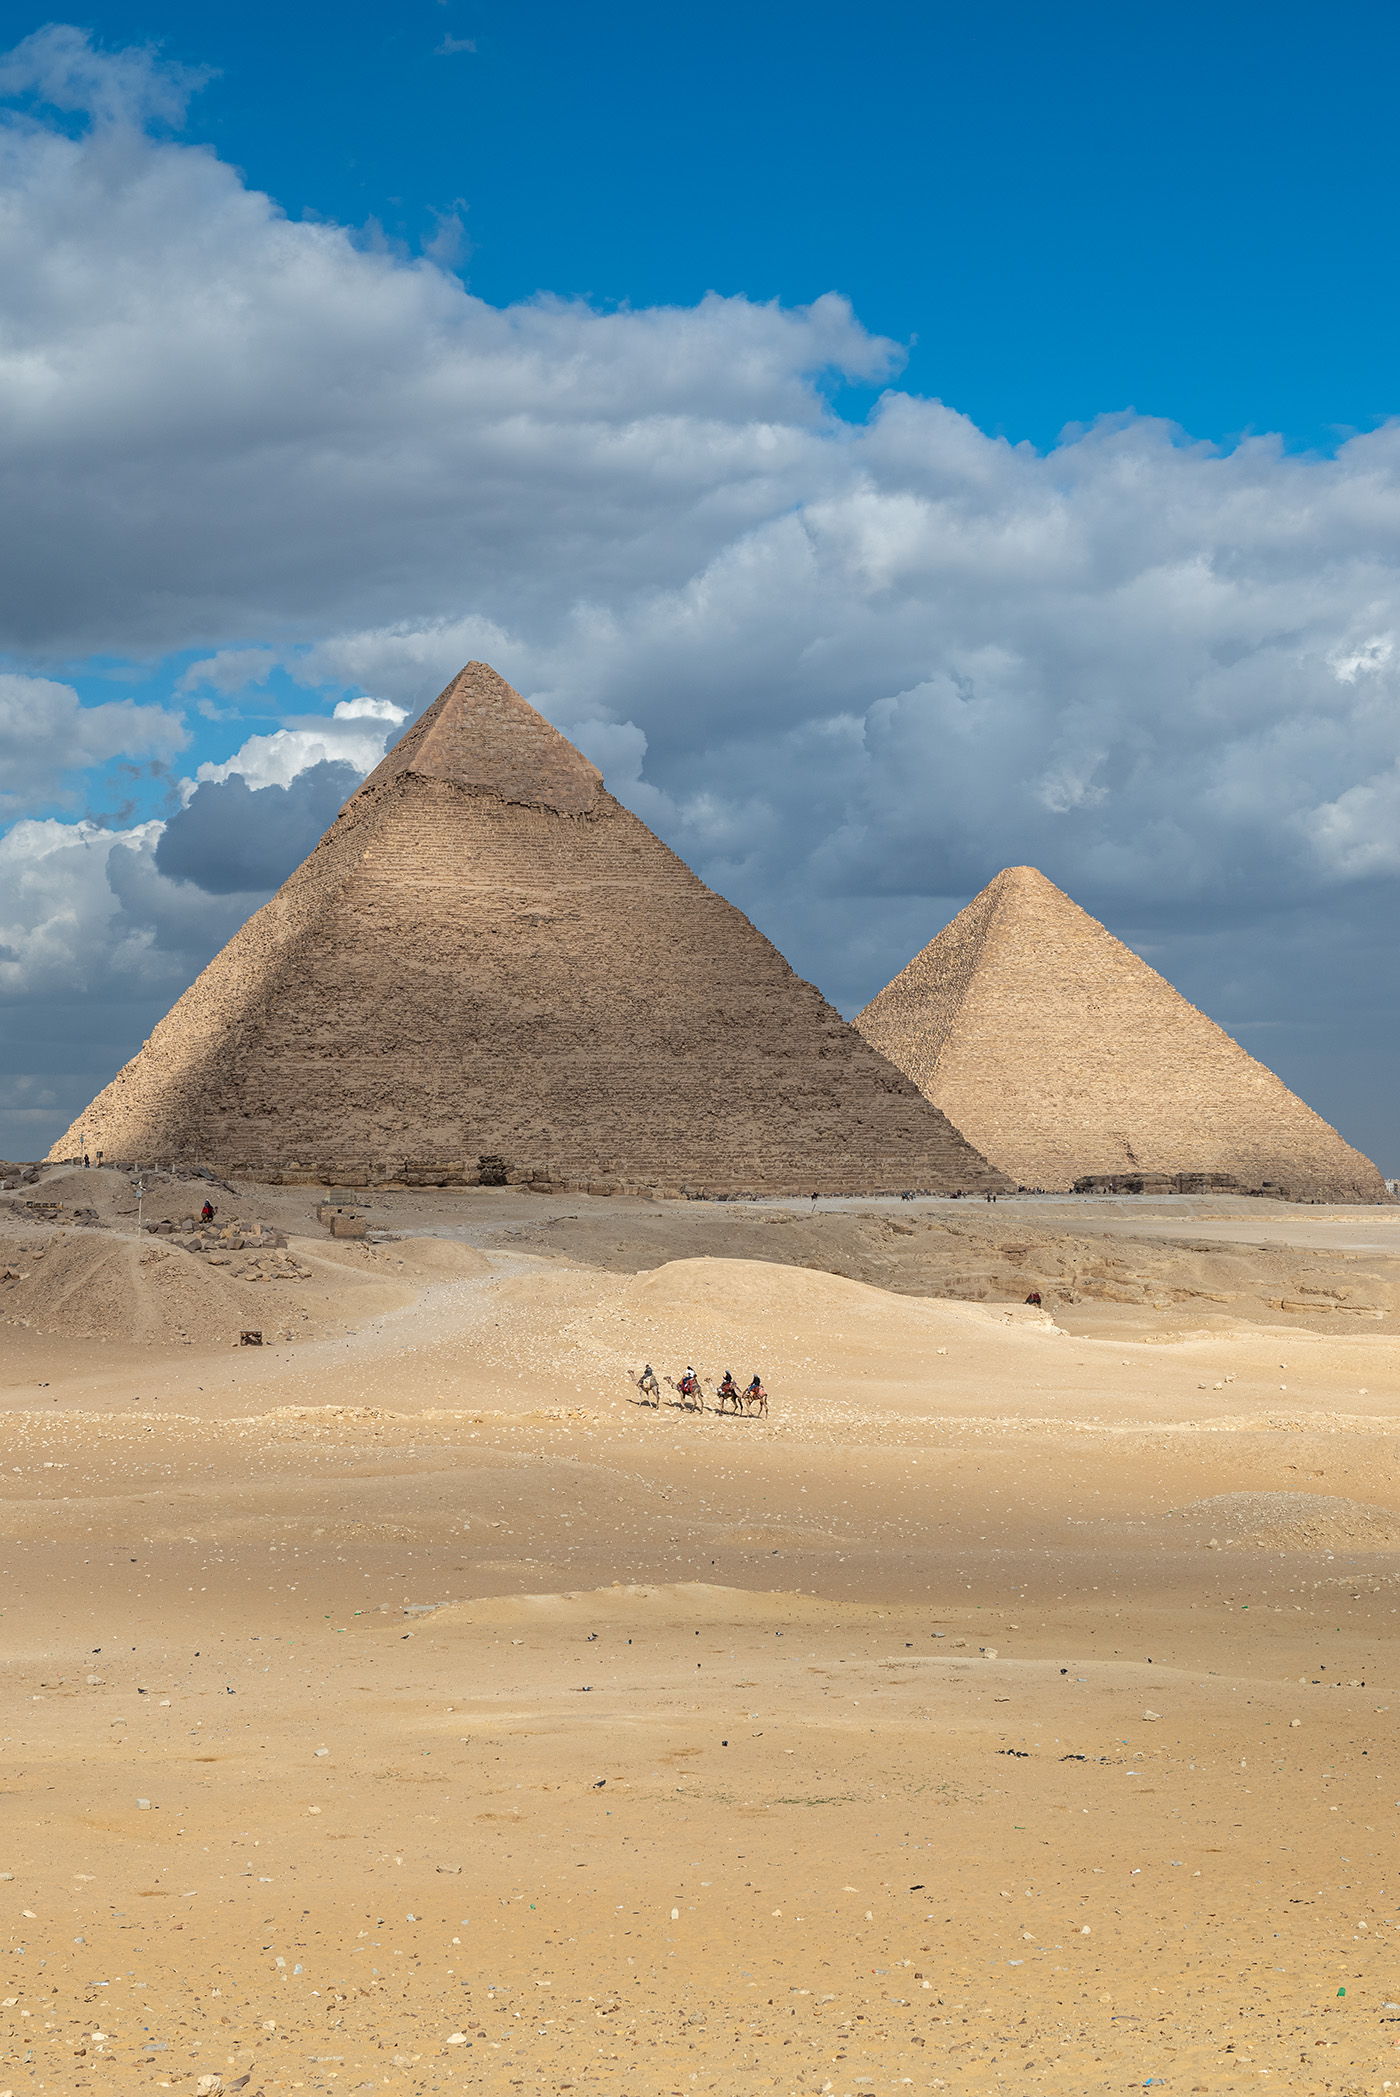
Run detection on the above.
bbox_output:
[155,761,360,894]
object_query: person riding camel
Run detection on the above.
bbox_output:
[718,1370,738,1404]
[635,1362,661,1407]
[663,1364,703,1411]
[742,1373,768,1417]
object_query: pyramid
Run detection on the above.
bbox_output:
[52,664,1006,1196]
[854,865,1388,1203]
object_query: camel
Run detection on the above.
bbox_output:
[629,1367,662,1407]
[715,1372,743,1414]
[664,1372,705,1413]
[742,1377,768,1418]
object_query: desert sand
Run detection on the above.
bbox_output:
[3,1174,1400,2095]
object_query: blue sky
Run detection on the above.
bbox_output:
[61,0,1400,454]
[1,4,1399,1172]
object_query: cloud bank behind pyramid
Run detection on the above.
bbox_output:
[51,665,1005,1195]
[855,865,1387,1203]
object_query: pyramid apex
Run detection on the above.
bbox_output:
[980,864,1091,918]
[363,661,603,815]
[992,863,1060,891]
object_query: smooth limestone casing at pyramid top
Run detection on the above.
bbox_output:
[51,665,1008,1196]
[853,865,1388,1203]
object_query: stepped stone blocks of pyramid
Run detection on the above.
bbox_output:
[52,664,1008,1196]
[854,865,1389,1204]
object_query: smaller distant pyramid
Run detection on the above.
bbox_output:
[854,866,1388,1203]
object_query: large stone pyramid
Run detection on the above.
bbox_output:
[854,865,1388,1203]
[52,665,1007,1195]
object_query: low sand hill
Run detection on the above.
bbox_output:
[854,864,1388,1202]
[493,1199,1400,1336]
[554,1252,1055,1412]
[0,1223,488,1347]
[1186,1490,1400,1551]
[50,663,1004,1197]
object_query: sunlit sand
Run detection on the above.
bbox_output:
[2,1181,1399,2091]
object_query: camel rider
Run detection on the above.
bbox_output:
[718,1370,737,1401]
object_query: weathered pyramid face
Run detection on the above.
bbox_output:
[855,865,1388,1203]
[51,664,1007,1196]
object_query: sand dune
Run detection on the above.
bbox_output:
[563,1252,1057,1394]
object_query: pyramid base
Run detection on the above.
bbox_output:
[64,1153,1006,1200]
[1071,1170,1329,1201]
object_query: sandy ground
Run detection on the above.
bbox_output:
[2,1177,1400,2095]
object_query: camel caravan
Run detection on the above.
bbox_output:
[628,1363,768,1417]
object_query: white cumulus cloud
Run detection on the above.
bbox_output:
[0,816,243,997]
[0,673,183,811]
[192,708,405,792]
[332,695,408,724]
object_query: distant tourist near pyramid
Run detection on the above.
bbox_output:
[51,665,1007,1196]
[855,865,1389,1203]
